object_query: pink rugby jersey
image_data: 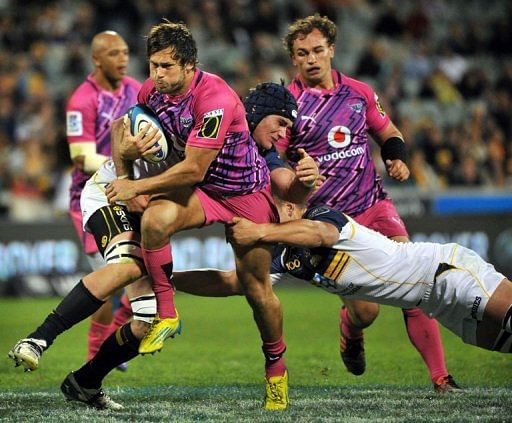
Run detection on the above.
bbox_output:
[137,69,269,196]
[66,75,141,212]
[278,70,391,217]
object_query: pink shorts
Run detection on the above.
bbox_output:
[70,209,99,255]
[353,198,408,238]
[195,186,279,225]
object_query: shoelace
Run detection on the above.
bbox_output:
[268,381,284,402]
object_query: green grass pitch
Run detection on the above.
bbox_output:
[0,285,510,421]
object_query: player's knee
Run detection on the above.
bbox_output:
[106,262,144,286]
[347,302,379,327]
[243,284,278,310]
[141,205,177,244]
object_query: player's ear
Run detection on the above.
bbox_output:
[285,202,294,218]
[92,55,101,68]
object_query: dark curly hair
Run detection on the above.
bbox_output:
[283,14,337,56]
[146,20,198,67]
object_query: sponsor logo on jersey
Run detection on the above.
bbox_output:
[306,206,331,219]
[310,273,338,291]
[471,296,482,319]
[314,125,366,163]
[66,111,83,136]
[301,115,317,124]
[349,102,363,113]
[180,116,193,127]
[336,282,362,296]
[112,205,133,231]
[317,147,365,163]
[374,94,386,117]
[198,108,224,139]
[327,125,352,148]
[285,258,302,271]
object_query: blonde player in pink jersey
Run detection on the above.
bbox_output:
[65,31,140,366]
[277,14,460,392]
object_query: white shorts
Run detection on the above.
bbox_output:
[420,243,505,346]
[80,161,118,232]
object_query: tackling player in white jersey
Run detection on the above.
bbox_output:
[225,199,512,354]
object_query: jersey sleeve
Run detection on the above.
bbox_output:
[137,79,154,104]
[271,244,287,274]
[187,81,238,150]
[303,206,348,232]
[260,145,286,171]
[362,85,390,134]
[344,76,391,134]
[66,88,97,144]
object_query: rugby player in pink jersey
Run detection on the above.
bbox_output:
[65,31,140,365]
[105,22,293,409]
[277,14,460,392]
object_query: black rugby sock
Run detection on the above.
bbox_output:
[74,323,140,389]
[28,280,104,347]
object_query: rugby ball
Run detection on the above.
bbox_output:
[128,104,168,163]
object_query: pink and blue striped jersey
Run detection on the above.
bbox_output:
[277,70,391,217]
[137,69,269,196]
[66,74,140,212]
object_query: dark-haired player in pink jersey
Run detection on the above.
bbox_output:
[66,31,140,366]
[278,14,460,393]
[105,22,291,409]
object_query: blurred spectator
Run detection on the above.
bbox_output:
[373,1,403,39]
[355,39,388,80]
[409,148,444,191]
[451,155,488,187]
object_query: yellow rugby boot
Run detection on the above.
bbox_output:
[264,370,289,410]
[138,313,182,354]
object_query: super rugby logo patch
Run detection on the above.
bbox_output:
[375,94,386,117]
[66,111,83,136]
[198,108,223,139]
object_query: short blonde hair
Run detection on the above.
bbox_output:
[283,14,337,56]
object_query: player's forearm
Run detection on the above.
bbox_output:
[258,220,338,248]
[270,168,312,203]
[111,119,133,178]
[285,178,313,203]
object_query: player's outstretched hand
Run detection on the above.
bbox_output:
[385,159,410,182]
[106,178,138,203]
[295,148,319,188]
[226,217,261,247]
